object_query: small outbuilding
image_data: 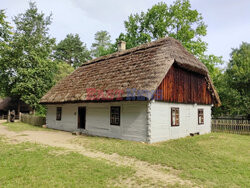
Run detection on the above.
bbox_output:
[0,97,32,119]
[40,37,220,143]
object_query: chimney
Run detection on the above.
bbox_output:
[118,41,126,52]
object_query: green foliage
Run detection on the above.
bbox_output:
[117,0,207,57]
[227,42,250,96]
[214,42,250,117]
[0,10,12,44]
[54,61,74,83]
[200,54,223,80]
[0,2,57,110]
[35,104,47,117]
[54,33,91,68]
[91,30,115,58]
[74,133,250,187]
[0,10,13,97]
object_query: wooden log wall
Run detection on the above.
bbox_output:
[155,64,213,105]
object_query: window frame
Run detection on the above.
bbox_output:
[198,109,204,125]
[171,107,179,127]
[56,107,62,121]
[110,106,120,126]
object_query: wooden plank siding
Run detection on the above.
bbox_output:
[155,64,213,105]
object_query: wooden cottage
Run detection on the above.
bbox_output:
[40,37,220,143]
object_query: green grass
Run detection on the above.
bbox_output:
[2,121,249,187]
[74,133,250,187]
[0,136,133,187]
[2,122,49,132]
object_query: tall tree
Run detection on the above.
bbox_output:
[54,34,91,69]
[0,10,13,97]
[117,0,207,57]
[213,42,250,118]
[54,62,74,83]
[91,30,114,58]
[0,2,57,110]
[225,43,250,117]
[0,10,12,46]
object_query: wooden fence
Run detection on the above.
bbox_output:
[212,119,250,135]
[0,115,8,120]
[20,114,46,127]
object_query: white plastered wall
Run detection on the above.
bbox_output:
[149,101,212,143]
[46,101,148,142]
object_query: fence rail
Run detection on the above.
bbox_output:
[0,115,8,120]
[212,119,250,135]
[0,115,19,120]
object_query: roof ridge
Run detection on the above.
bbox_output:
[81,37,178,67]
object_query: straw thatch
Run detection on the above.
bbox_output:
[40,37,220,106]
[0,97,12,110]
[0,97,32,112]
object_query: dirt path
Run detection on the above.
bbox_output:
[0,122,196,187]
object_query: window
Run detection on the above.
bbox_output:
[198,109,204,125]
[56,107,62,121]
[110,106,120,126]
[171,108,179,126]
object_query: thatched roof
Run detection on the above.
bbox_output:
[0,97,33,111]
[0,97,12,110]
[40,37,220,106]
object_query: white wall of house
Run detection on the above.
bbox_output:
[46,101,212,143]
[149,101,212,143]
[46,101,148,142]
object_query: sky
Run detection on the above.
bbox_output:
[1,0,250,63]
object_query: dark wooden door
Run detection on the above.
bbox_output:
[78,107,86,129]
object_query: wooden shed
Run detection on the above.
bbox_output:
[40,37,220,143]
[0,97,32,119]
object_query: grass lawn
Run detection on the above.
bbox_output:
[1,121,249,187]
[2,121,49,132]
[74,133,250,187]
[0,136,133,187]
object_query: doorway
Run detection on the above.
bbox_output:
[78,107,86,129]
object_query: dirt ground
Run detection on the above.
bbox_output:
[0,121,197,187]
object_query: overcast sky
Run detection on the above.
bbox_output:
[1,0,250,62]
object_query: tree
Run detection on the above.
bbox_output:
[0,10,12,97]
[200,54,223,80]
[0,10,12,46]
[91,30,115,58]
[54,34,91,69]
[117,0,207,57]
[213,42,250,118]
[225,43,250,117]
[54,62,74,83]
[0,2,57,110]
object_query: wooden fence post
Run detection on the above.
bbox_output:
[7,110,10,122]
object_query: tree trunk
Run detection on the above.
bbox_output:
[17,100,21,115]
